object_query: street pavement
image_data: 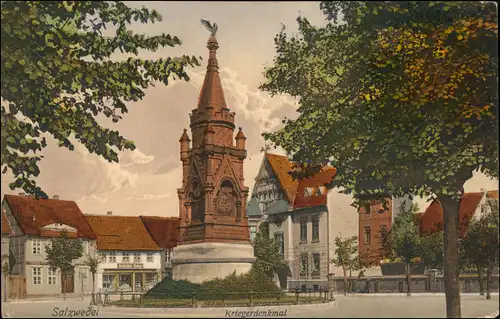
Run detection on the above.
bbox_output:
[1,294,499,318]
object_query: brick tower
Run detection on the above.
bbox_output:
[172,34,255,283]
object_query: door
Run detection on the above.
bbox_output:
[62,272,74,293]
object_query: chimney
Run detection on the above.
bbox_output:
[53,195,59,200]
[18,192,25,196]
[107,211,112,216]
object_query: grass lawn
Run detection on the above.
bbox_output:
[108,295,327,308]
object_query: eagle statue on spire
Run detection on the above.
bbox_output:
[201,19,218,36]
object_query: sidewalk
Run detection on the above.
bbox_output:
[339,292,499,297]
[3,293,91,304]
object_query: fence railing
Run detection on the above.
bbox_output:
[329,274,500,294]
[91,289,333,308]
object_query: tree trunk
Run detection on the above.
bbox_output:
[405,262,412,297]
[3,274,7,302]
[438,194,462,318]
[342,265,348,296]
[477,269,484,296]
[62,272,66,301]
[485,268,491,300]
[92,273,95,293]
[349,269,353,293]
[305,260,308,292]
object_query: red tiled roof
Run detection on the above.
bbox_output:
[419,192,484,237]
[140,216,180,249]
[487,190,499,199]
[85,215,160,251]
[3,195,96,239]
[293,168,336,209]
[265,153,300,203]
[265,153,335,207]
[2,209,12,236]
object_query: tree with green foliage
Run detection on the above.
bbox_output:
[418,230,445,272]
[252,221,288,281]
[2,257,10,302]
[260,2,497,317]
[388,203,422,297]
[85,254,100,304]
[461,199,499,300]
[377,223,392,261]
[1,1,200,198]
[45,230,83,300]
[330,235,363,295]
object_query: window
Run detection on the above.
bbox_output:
[145,273,157,288]
[133,252,141,263]
[318,187,327,195]
[300,218,308,243]
[48,268,57,285]
[300,253,309,277]
[312,217,319,242]
[122,252,130,262]
[165,250,172,264]
[99,252,107,263]
[109,251,116,263]
[274,233,284,256]
[119,274,131,290]
[32,239,41,255]
[32,267,42,284]
[363,201,371,214]
[103,275,115,289]
[304,187,314,197]
[147,253,154,263]
[364,226,371,245]
[315,188,322,196]
[312,253,320,277]
[250,226,257,242]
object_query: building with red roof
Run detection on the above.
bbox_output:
[84,213,163,292]
[249,152,338,291]
[2,193,97,298]
[139,216,180,279]
[419,190,498,237]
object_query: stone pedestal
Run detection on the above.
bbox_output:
[172,242,256,283]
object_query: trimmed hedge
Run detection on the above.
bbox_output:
[145,266,283,300]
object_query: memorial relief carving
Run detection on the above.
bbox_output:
[215,180,236,217]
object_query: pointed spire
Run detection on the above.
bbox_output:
[236,127,246,150]
[197,36,228,111]
[235,127,246,140]
[179,129,191,142]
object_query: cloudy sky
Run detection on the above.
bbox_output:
[1,2,498,217]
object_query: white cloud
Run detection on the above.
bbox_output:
[119,149,155,167]
[188,67,298,133]
[74,142,139,196]
[130,192,172,201]
[77,194,108,203]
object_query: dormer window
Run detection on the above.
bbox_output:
[304,187,314,197]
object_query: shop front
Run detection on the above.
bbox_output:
[102,264,160,292]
